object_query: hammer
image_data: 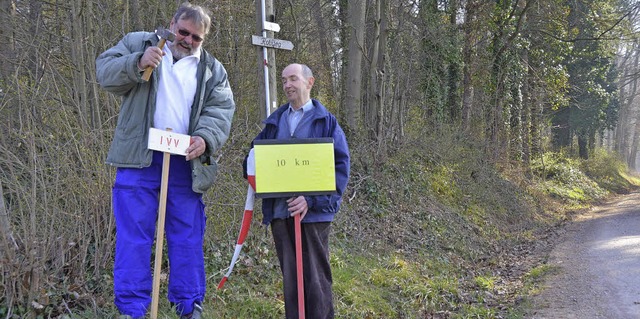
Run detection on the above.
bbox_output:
[141,28,176,81]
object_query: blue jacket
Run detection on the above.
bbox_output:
[249,99,350,225]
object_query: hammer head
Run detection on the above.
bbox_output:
[156,28,176,42]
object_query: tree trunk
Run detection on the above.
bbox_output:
[367,0,388,147]
[489,49,507,160]
[0,0,16,83]
[344,0,366,132]
[614,56,629,155]
[70,0,89,129]
[461,0,477,133]
[616,43,639,163]
[628,86,640,168]
[86,0,103,131]
[578,134,589,159]
[447,0,460,123]
[375,0,388,146]
[130,0,142,31]
[510,77,523,161]
[310,0,337,107]
[629,122,640,169]
[521,40,531,167]
[0,181,17,260]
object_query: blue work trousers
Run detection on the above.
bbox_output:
[112,151,206,318]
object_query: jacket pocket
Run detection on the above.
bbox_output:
[191,156,218,193]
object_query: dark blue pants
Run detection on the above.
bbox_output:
[113,152,206,318]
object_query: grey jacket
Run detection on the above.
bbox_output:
[96,31,235,193]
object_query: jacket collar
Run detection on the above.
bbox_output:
[264,99,329,126]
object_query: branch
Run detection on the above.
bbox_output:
[493,0,533,63]
[532,3,640,43]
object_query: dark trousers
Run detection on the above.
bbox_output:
[271,219,334,319]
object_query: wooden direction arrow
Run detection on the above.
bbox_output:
[252,35,294,51]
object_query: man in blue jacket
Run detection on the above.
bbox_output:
[248,63,350,318]
[96,3,235,319]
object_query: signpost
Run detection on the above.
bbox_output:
[148,128,190,155]
[253,2,303,316]
[253,139,336,198]
[146,128,189,319]
[263,21,281,32]
[253,3,295,118]
[251,35,294,51]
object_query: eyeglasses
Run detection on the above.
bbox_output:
[177,29,204,43]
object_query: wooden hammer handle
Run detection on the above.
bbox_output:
[141,38,168,82]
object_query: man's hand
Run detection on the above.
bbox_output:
[186,136,206,161]
[138,46,164,70]
[287,196,308,220]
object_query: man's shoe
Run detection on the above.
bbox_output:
[180,303,203,319]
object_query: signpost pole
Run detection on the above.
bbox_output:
[260,0,271,117]
[253,1,301,316]
[149,128,172,319]
[255,0,293,118]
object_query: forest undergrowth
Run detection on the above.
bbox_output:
[2,127,639,319]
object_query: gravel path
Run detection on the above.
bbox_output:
[526,192,640,318]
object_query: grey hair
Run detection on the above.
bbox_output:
[300,64,314,80]
[173,2,212,34]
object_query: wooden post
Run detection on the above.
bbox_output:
[150,128,172,319]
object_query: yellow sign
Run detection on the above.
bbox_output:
[254,138,336,198]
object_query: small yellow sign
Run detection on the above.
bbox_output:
[254,138,336,198]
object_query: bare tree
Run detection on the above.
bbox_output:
[344,0,366,133]
[367,0,389,148]
[309,0,339,106]
[0,181,17,258]
[615,41,640,166]
[447,0,461,123]
[0,0,16,83]
[461,0,478,133]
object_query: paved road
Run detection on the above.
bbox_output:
[526,192,640,318]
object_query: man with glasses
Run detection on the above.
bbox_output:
[96,2,235,319]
